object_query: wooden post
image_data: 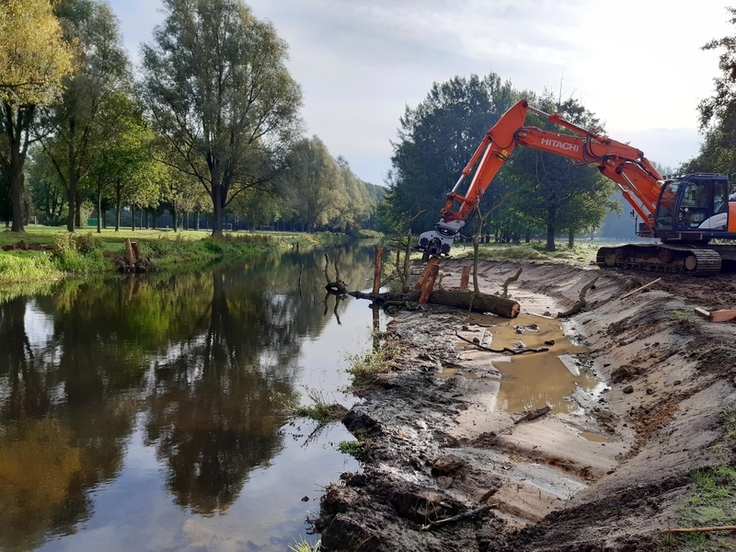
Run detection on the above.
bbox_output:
[373,245,383,294]
[419,264,440,303]
[459,266,471,291]
[124,239,135,269]
[131,241,141,261]
[414,256,440,290]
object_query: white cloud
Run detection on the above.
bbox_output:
[108,0,731,183]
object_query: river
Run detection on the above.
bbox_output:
[0,243,384,551]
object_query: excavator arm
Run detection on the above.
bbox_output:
[417,99,664,257]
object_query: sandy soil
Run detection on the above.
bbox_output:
[314,259,736,552]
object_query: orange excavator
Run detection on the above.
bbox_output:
[417,99,736,275]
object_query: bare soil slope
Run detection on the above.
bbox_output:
[315,260,736,551]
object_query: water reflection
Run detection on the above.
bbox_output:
[0,243,377,550]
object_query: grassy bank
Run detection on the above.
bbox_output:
[0,225,344,291]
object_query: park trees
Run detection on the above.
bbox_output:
[283,136,341,232]
[384,73,516,235]
[0,0,74,231]
[508,97,618,250]
[37,0,132,233]
[141,0,302,237]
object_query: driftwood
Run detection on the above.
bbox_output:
[514,405,551,424]
[420,505,495,531]
[501,268,522,298]
[351,289,520,318]
[557,277,598,318]
[455,332,549,355]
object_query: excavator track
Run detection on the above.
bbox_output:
[596,244,722,276]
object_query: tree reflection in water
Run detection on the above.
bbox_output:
[0,243,376,548]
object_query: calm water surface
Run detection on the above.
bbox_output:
[0,243,384,551]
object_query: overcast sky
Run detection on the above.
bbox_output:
[107,0,733,185]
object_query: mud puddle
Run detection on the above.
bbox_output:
[455,313,603,415]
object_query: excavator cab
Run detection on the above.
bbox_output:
[652,174,731,239]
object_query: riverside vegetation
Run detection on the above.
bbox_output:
[0,226,352,300]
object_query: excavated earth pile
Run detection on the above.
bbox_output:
[314,259,736,552]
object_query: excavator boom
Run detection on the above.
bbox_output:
[417,99,736,274]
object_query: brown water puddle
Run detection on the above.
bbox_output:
[461,313,600,414]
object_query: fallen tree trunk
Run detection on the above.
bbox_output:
[350,289,520,318]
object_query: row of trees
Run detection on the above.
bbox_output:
[0,0,381,236]
[378,73,620,251]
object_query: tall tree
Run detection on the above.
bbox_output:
[85,93,157,233]
[333,156,372,233]
[141,0,302,237]
[283,136,341,232]
[508,96,617,251]
[385,73,516,235]
[0,0,73,232]
[685,7,736,175]
[36,0,131,233]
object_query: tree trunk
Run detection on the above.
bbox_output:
[131,205,135,231]
[211,184,225,237]
[546,223,555,252]
[75,191,82,228]
[115,197,121,232]
[97,191,102,233]
[568,228,575,249]
[351,289,520,318]
[3,103,35,234]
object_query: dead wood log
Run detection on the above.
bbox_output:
[350,289,520,318]
[420,505,495,531]
[557,277,598,318]
[514,405,551,424]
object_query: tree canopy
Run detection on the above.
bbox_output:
[0,0,74,232]
[141,0,303,237]
[684,7,736,176]
[383,74,618,248]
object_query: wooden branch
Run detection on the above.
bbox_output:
[621,277,661,299]
[557,277,598,318]
[455,332,549,355]
[420,505,495,531]
[501,268,522,298]
[514,405,551,424]
[662,525,736,534]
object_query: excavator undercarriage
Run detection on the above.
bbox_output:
[595,243,732,276]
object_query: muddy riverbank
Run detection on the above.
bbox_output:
[314,259,736,551]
